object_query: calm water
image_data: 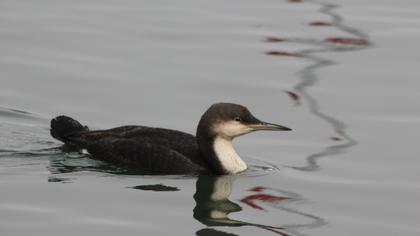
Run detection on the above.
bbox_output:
[1,0,419,235]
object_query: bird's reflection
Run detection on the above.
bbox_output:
[192,175,324,236]
[42,151,324,236]
[45,151,324,236]
[126,175,294,235]
[193,175,245,228]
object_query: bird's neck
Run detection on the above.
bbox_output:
[212,137,247,174]
[197,133,247,174]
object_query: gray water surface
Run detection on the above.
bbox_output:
[1,0,419,235]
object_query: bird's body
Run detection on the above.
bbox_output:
[55,124,208,174]
[50,103,291,175]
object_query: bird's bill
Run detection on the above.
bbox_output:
[249,122,292,131]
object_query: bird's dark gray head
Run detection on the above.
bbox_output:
[197,103,291,140]
[196,103,291,174]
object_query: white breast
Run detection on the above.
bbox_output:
[213,137,247,174]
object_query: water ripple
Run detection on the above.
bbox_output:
[268,0,370,171]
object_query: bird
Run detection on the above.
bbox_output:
[50,103,291,175]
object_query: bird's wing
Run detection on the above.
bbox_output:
[86,138,206,174]
[70,126,201,161]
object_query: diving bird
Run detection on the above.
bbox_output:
[50,103,291,175]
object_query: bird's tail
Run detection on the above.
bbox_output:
[50,115,89,142]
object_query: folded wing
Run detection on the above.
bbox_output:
[86,138,206,174]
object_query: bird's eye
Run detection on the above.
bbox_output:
[234,117,242,122]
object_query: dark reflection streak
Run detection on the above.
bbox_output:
[272,204,326,234]
[318,2,368,39]
[293,56,357,171]
[130,184,179,191]
[288,0,369,171]
[196,228,238,236]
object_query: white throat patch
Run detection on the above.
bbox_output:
[213,137,247,174]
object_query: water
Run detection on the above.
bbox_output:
[1,0,419,235]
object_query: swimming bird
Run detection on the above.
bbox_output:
[50,103,291,175]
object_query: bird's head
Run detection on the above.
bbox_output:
[197,103,291,140]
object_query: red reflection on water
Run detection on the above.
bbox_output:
[309,21,333,26]
[240,194,289,210]
[330,137,342,141]
[249,186,266,192]
[266,51,302,57]
[265,37,286,43]
[326,37,369,46]
[284,90,301,105]
[241,187,293,235]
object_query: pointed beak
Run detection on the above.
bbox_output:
[249,122,292,131]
